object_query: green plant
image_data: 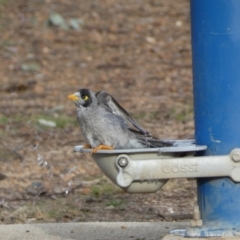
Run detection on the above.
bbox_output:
[0,115,9,124]
[107,199,123,207]
[90,179,120,197]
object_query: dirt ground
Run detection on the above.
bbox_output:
[0,0,196,224]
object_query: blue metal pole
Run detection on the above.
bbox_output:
[191,0,240,236]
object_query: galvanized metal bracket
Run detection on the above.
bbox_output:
[74,141,240,193]
[74,140,207,193]
[114,149,240,188]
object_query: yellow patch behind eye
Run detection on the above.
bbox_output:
[83,96,89,101]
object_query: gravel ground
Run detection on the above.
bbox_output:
[0,0,196,224]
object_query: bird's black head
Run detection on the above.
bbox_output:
[79,89,92,107]
[68,88,93,107]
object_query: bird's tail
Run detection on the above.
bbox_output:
[139,138,195,148]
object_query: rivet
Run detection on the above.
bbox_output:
[232,152,240,162]
[118,157,128,167]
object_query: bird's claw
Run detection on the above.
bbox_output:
[83,144,92,149]
[91,145,114,154]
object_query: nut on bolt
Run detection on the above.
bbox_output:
[118,157,128,167]
[231,149,240,162]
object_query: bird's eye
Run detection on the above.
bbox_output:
[81,95,89,101]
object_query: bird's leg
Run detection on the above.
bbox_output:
[83,144,92,149]
[92,145,114,154]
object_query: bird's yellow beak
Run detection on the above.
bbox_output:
[68,94,79,101]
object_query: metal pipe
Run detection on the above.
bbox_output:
[191,0,240,235]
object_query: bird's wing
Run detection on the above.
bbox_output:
[96,91,150,135]
[130,129,174,147]
[141,138,175,147]
[96,91,174,148]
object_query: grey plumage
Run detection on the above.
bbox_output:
[95,90,172,148]
[96,91,150,136]
[68,88,171,151]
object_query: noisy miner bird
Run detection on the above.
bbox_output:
[68,88,172,153]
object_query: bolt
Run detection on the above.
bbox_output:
[118,157,128,167]
[232,151,240,162]
[193,205,200,220]
[190,205,202,227]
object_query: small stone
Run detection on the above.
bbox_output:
[69,18,83,30]
[48,12,68,30]
[38,119,56,127]
[21,63,41,72]
[146,36,156,44]
[175,20,183,27]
